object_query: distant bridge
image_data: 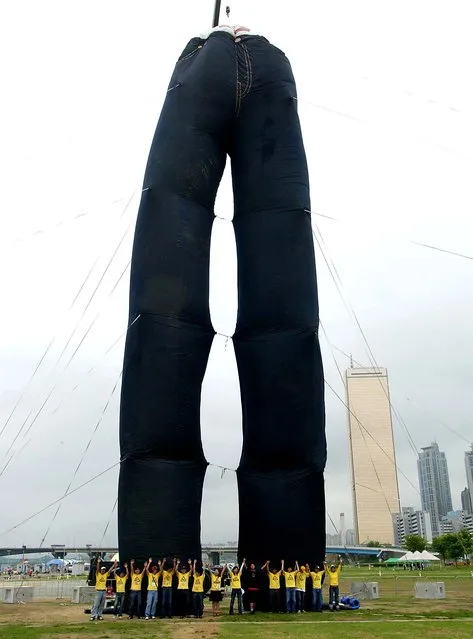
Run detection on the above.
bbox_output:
[0,544,404,560]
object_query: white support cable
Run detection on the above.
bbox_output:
[313,223,419,457]
[0,462,121,538]
[0,257,99,443]
[0,219,134,471]
[327,343,471,449]
[0,460,236,540]
[310,210,473,262]
[38,372,123,547]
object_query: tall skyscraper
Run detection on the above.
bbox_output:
[346,367,400,545]
[417,442,453,537]
[461,487,472,514]
[464,445,473,512]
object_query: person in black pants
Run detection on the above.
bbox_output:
[262,560,283,613]
[242,562,263,614]
[176,560,192,618]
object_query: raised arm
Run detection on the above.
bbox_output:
[95,557,101,575]
[281,559,285,572]
[140,561,148,576]
[295,560,300,572]
[239,558,246,575]
[124,562,129,577]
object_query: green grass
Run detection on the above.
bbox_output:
[1,620,473,639]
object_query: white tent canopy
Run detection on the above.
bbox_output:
[398,550,440,561]
[420,550,440,561]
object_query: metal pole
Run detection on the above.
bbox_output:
[212,0,222,27]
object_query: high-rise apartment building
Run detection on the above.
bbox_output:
[417,442,453,537]
[461,487,472,514]
[465,445,473,512]
[346,367,400,545]
[392,506,433,546]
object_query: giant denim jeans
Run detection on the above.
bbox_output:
[118,27,325,570]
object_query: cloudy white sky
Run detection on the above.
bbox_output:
[0,0,472,548]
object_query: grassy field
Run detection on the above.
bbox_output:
[0,566,472,638]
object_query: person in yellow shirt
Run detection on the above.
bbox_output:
[262,560,283,613]
[206,562,227,617]
[144,558,160,619]
[129,559,147,619]
[158,557,177,619]
[229,559,246,615]
[90,557,116,621]
[191,559,205,618]
[282,560,296,613]
[309,564,325,613]
[294,562,308,613]
[325,558,343,611]
[112,562,128,618]
[176,559,192,618]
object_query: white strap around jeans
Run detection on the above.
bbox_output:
[198,25,260,40]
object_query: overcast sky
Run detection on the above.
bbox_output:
[0,0,472,549]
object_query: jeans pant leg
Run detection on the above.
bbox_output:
[118,32,233,568]
[162,588,172,616]
[115,592,124,615]
[145,591,154,617]
[193,592,201,616]
[329,586,336,608]
[333,586,339,608]
[237,590,242,613]
[289,588,296,612]
[314,589,322,611]
[128,591,136,616]
[91,591,102,617]
[151,590,158,617]
[230,589,237,612]
[231,35,325,567]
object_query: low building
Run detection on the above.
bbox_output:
[392,507,433,545]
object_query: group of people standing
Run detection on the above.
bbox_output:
[90,557,343,621]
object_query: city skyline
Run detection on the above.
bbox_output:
[346,366,401,545]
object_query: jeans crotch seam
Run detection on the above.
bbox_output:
[235,45,242,116]
[240,43,253,99]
